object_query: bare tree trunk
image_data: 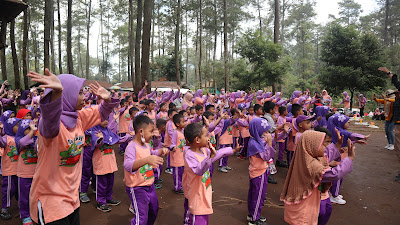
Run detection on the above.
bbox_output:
[86,0,92,79]
[67,0,74,74]
[11,21,20,89]
[384,0,389,46]
[175,0,181,85]
[135,0,143,92]
[281,0,285,43]
[199,0,203,89]
[0,22,7,81]
[141,0,154,92]
[257,0,262,34]
[223,0,229,91]
[185,10,188,84]
[213,0,217,93]
[44,0,52,71]
[272,0,280,93]
[57,0,62,74]
[23,5,29,89]
[50,1,56,73]
[151,3,155,63]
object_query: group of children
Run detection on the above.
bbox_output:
[0,70,370,225]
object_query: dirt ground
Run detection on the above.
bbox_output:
[2,119,400,225]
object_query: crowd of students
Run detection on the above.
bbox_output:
[0,69,371,225]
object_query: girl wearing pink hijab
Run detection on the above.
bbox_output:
[321,90,332,106]
[181,92,193,111]
[27,69,119,225]
[341,91,350,109]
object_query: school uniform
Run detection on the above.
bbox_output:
[170,130,185,191]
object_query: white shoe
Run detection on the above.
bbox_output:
[384,144,390,149]
[224,166,232,170]
[330,195,346,205]
[338,195,343,199]
[387,144,394,150]
[218,167,228,173]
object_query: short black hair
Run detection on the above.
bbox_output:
[203,111,214,119]
[139,100,146,105]
[129,107,139,115]
[230,108,238,115]
[279,106,287,115]
[248,105,254,110]
[169,102,176,109]
[159,102,166,109]
[325,112,335,121]
[254,104,263,112]
[195,105,203,111]
[173,114,185,126]
[125,96,131,101]
[291,104,303,116]
[168,108,178,116]
[120,99,126,106]
[263,101,275,114]
[156,118,167,129]
[205,104,215,112]
[184,123,204,144]
[145,99,155,105]
[178,110,186,115]
[314,127,332,137]
[133,115,154,132]
[190,107,196,111]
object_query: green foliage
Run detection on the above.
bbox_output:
[151,52,185,81]
[319,24,386,106]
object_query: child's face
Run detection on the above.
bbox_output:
[208,115,215,123]
[24,112,32,120]
[248,107,254,115]
[198,127,208,147]
[256,108,263,116]
[139,103,145,110]
[100,120,108,128]
[140,123,154,143]
[299,120,312,131]
[296,110,304,117]
[158,124,166,133]
[197,108,204,115]
[343,121,350,129]
[190,109,196,115]
[283,110,288,116]
[128,97,133,103]
[182,111,188,117]
[123,101,129,107]
[169,111,178,119]
[75,87,85,111]
[322,136,332,147]
[130,110,139,120]
[233,112,240,119]
[177,117,186,129]
[318,136,331,157]
[208,107,216,114]
[10,113,15,118]
[148,103,155,111]
[161,104,167,111]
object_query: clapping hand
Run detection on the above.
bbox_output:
[89,82,111,102]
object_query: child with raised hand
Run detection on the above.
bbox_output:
[15,120,38,225]
[182,123,241,225]
[0,117,21,221]
[247,118,275,225]
[27,69,119,225]
[281,131,355,225]
[124,115,169,225]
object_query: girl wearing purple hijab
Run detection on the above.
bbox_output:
[0,117,21,220]
[26,69,119,225]
[247,118,274,225]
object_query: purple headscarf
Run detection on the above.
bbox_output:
[315,106,330,128]
[195,89,203,98]
[42,74,85,130]
[235,91,242,99]
[297,96,307,105]
[1,110,14,123]
[343,91,349,98]
[263,92,272,99]
[257,90,263,96]
[248,117,271,157]
[15,119,36,150]
[89,123,119,151]
[290,91,302,102]
[287,104,293,117]
[4,117,21,137]
[327,114,351,147]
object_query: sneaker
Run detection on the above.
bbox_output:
[107,200,121,206]
[218,167,228,173]
[97,203,112,212]
[395,176,400,182]
[155,179,163,184]
[155,183,163,189]
[165,168,173,175]
[247,215,267,222]
[267,176,277,184]
[337,195,344,199]
[276,160,288,168]
[129,204,135,214]
[224,166,232,170]
[79,193,90,203]
[22,217,34,225]
[175,189,184,194]
[119,150,125,155]
[0,209,11,220]
[384,144,390,149]
[248,218,269,225]
[387,144,394,150]
[330,195,346,205]
[237,155,246,160]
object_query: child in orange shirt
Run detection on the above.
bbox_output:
[15,119,38,225]
[0,117,21,220]
[27,69,119,224]
[170,114,187,194]
[164,108,178,174]
[218,108,239,173]
[124,115,169,225]
[182,123,241,225]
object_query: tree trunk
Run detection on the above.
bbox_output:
[223,0,229,91]
[257,0,262,34]
[44,0,52,71]
[135,0,143,92]
[11,21,20,89]
[185,10,189,84]
[67,0,74,74]
[86,0,92,79]
[141,0,154,92]
[281,0,285,43]
[213,0,217,93]
[57,0,62,74]
[384,0,389,46]
[0,22,7,81]
[50,0,55,73]
[23,5,29,89]
[199,0,203,89]
[175,0,181,85]
[272,0,280,93]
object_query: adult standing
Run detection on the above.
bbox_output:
[379,66,400,182]
[358,94,367,117]
[373,90,396,150]
[321,90,332,107]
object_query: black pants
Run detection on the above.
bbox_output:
[39,207,80,225]
[360,107,365,117]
